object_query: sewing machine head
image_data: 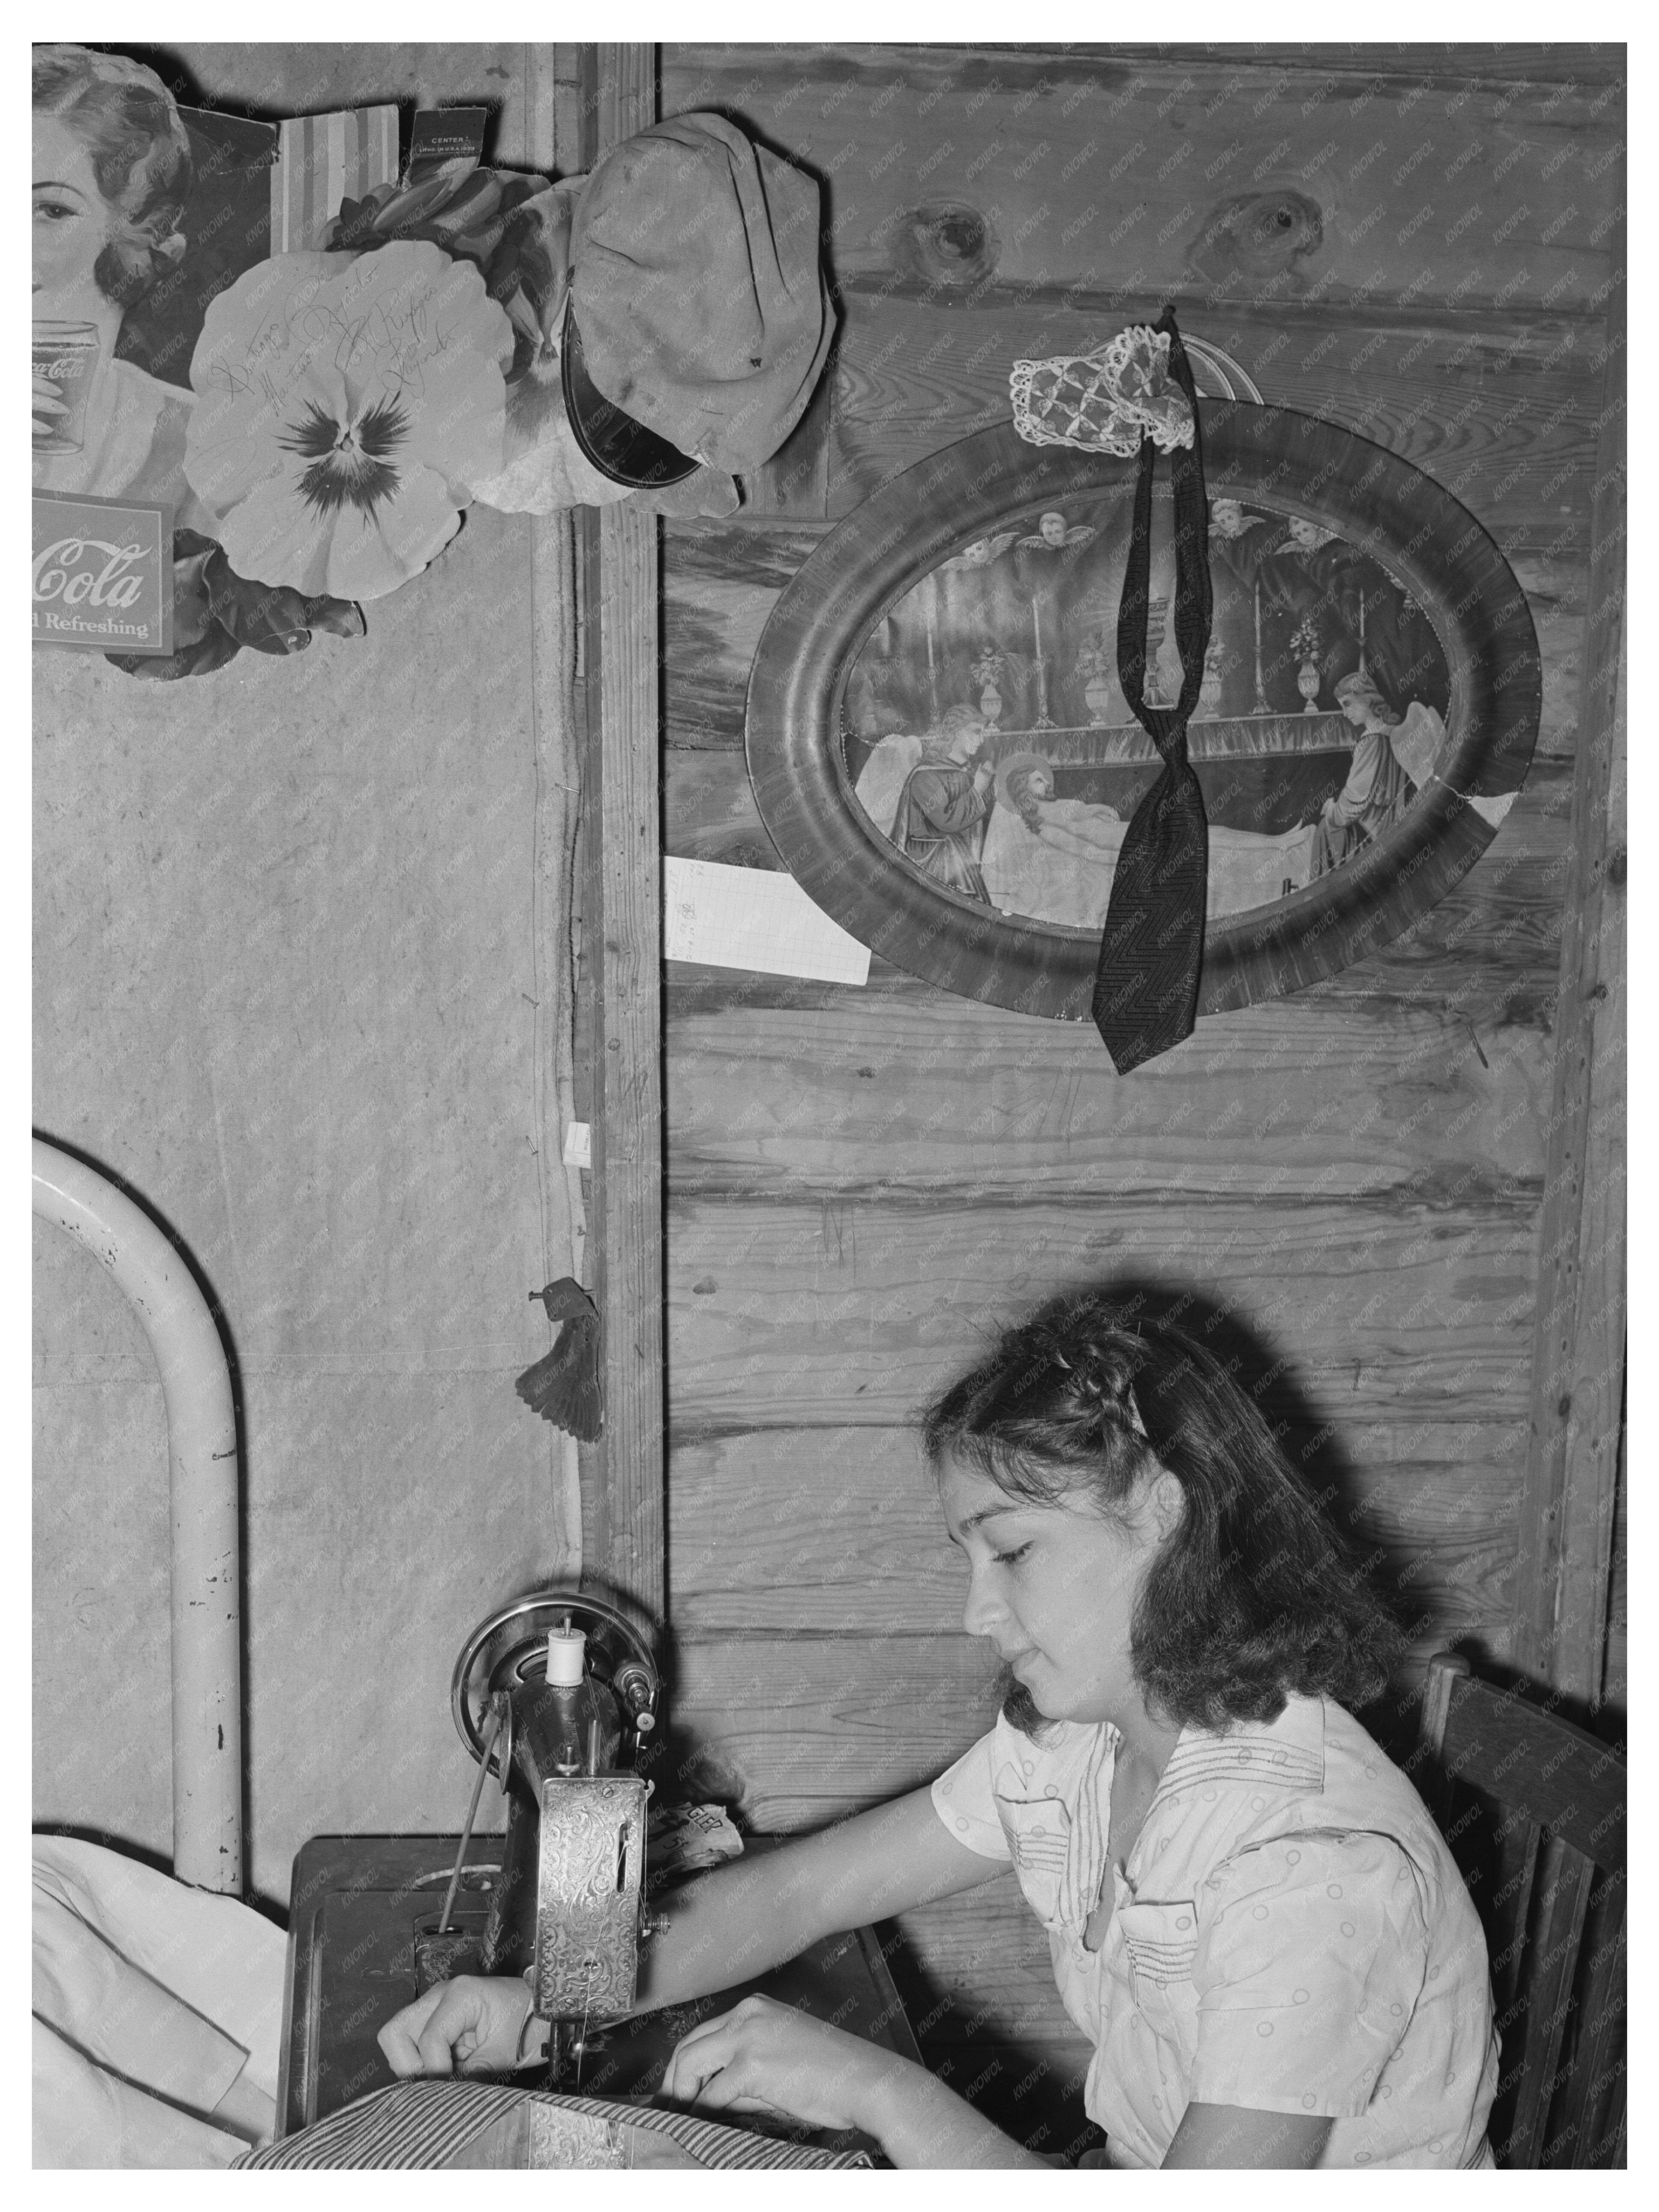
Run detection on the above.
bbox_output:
[450,1590,659,2037]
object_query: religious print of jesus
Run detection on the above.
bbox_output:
[845,489,1452,932]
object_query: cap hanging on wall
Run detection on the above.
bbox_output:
[562,112,834,486]
[560,302,700,489]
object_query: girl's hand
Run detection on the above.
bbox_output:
[377,1974,538,2078]
[660,1993,903,2136]
[33,372,68,444]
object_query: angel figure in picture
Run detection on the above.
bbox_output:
[1208,496,1266,547]
[854,704,996,904]
[1018,510,1098,557]
[939,531,1021,572]
[1310,671,1439,878]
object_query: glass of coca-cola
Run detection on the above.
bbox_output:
[33,320,100,456]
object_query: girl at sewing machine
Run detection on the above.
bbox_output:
[382,1293,1498,2169]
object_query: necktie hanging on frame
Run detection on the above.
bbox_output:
[1092,307,1213,1072]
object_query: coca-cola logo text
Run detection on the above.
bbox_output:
[35,353,95,381]
[33,536,148,610]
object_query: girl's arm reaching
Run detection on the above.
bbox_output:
[379,1782,1001,2078]
[651,1791,1050,2167]
[662,2017,1338,2169]
[636,1782,1000,2011]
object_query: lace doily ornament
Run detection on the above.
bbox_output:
[1010,325,1260,454]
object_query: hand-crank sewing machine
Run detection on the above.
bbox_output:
[445,1590,661,2065]
[277,1588,920,2142]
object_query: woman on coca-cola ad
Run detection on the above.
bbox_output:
[32,44,210,523]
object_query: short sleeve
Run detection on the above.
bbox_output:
[1189,1831,1430,2119]
[929,1730,1012,1861]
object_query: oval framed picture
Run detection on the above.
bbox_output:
[744,403,1541,1021]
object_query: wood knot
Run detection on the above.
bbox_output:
[890,202,1000,292]
[1186,189,1324,286]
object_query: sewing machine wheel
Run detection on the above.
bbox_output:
[451,1588,658,1773]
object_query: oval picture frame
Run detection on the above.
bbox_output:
[744,404,1541,1022]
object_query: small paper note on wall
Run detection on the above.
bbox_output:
[664,858,870,986]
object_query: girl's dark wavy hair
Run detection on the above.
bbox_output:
[34,45,193,308]
[921,1291,1403,1733]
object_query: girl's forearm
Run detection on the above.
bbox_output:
[633,1853,825,2011]
[631,1793,998,2022]
[863,2056,1049,2170]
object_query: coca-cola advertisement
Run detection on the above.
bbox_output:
[30,48,393,674]
[32,46,274,524]
[33,489,173,654]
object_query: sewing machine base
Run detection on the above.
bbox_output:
[279,1834,921,2160]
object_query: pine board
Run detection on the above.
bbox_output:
[663,46,1621,313]
[669,1423,1523,1641]
[666,1195,1536,1435]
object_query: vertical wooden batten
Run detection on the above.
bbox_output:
[505,44,587,1577]
[579,45,668,1622]
[1513,178,1627,1702]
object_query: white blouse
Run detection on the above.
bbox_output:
[932,1692,1498,2168]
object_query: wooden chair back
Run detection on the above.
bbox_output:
[1414,1652,1626,2168]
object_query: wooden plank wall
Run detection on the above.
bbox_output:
[654,43,1625,2146]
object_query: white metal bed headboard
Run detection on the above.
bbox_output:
[33,1136,243,1892]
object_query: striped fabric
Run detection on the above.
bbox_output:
[1154,1730,1325,1800]
[1118,1901,1200,1988]
[270,108,400,254]
[236,2080,874,2171]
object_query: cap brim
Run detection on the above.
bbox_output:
[561,303,699,490]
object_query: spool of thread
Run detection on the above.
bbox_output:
[546,1628,587,1686]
